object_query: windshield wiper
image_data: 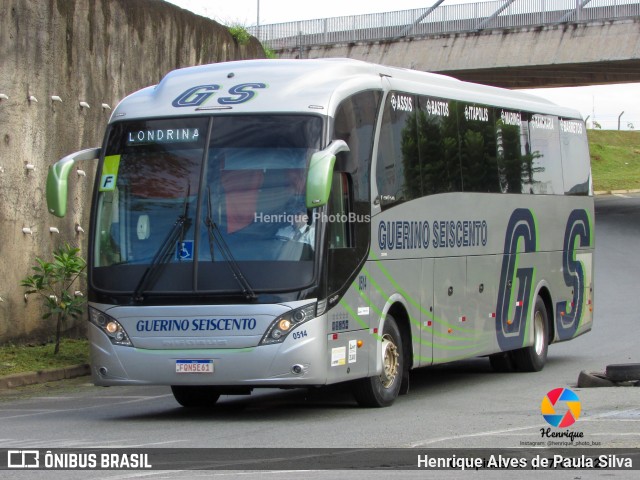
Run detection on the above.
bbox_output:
[205,187,256,300]
[133,188,191,302]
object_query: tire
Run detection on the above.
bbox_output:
[605,364,640,382]
[352,315,404,408]
[489,351,516,372]
[577,370,616,388]
[171,386,221,408]
[512,296,549,372]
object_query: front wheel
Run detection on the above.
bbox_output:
[512,296,549,372]
[171,386,221,408]
[352,315,404,408]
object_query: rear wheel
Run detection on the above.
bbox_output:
[171,386,221,408]
[353,315,404,408]
[512,296,549,372]
[489,351,516,372]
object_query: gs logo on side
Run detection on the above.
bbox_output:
[172,83,267,108]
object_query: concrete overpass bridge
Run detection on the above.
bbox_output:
[251,0,640,88]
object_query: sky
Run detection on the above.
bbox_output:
[165,0,640,130]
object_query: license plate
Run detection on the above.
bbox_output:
[176,360,214,374]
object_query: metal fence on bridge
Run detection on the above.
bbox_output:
[250,0,640,51]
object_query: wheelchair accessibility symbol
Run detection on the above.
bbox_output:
[176,240,194,261]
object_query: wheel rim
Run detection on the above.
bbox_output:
[380,333,400,388]
[533,310,545,356]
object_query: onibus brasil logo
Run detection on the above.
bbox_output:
[541,388,581,428]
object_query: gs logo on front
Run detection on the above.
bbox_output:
[172,83,267,108]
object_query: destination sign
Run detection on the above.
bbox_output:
[127,128,200,145]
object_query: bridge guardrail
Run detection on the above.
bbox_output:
[250,0,640,51]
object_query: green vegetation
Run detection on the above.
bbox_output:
[0,338,88,377]
[588,130,640,192]
[226,21,278,57]
[228,24,251,45]
[21,243,86,354]
[263,45,277,59]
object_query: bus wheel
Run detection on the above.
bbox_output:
[352,315,403,408]
[171,386,221,408]
[512,296,549,372]
[489,351,515,372]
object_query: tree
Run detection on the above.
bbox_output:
[21,243,86,354]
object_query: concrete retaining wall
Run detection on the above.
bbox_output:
[0,0,264,343]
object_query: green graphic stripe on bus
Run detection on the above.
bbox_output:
[359,265,494,355]
[367,252,476,334]
[530,209,540,252]
[338,299,380,341]
[555,209,592,341]
[496,209,537,351]
[583,208,595,334]
[356,268,484,352]
[520,269,537,348]
[586,208,595,248]
[573,236,589,334]
[576,207,595,334]
[361,263,476,342]
[352,274,386,319]
[507,237,538,348]
[351,274,436,346]
[358,267,427,334]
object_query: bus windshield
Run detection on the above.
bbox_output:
[92,115,323,296]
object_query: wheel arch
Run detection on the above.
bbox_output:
[384,298,414,371]
[535,283,555,344]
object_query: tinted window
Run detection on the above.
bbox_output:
[94,115,324,295]
[376,92,418,208]
[458,102,500,192]
[376,92,585,201]
[417,96,461,195]
[559,118,590,195]
[496,109,527,194]
[522,114,564,194]
[329,90,381,294]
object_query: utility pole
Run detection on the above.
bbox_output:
[256,0,260,39]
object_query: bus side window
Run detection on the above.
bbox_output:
[328,171,353,249]
[376,92,420,208]
[559,118,590,195]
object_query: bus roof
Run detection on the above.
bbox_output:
[110,58,583,122]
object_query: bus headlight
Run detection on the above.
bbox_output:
[89,307,133,347]
[260,303,316,345]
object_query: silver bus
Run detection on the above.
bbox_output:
[47,59,594,408]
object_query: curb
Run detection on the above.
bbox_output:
[595,189,640,195]
[0,364,90,390]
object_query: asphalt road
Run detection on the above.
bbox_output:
[0,194,639,479]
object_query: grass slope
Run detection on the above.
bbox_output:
[589,130,640,192]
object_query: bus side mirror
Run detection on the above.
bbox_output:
[306,140,350,209]
[46,147,101,217]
